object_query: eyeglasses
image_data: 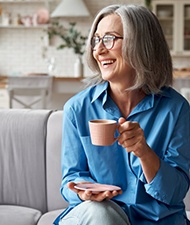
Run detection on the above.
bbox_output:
[91,34,123,50]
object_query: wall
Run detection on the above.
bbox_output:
[0,0,143,77]
[0,0,189,78]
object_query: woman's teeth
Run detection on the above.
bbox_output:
[101,60,114,66]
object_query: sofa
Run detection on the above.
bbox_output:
[0,109,68,225]
[0,108,189,225]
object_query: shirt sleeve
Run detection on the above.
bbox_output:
[60,103,95,205]
[145,101,190,205]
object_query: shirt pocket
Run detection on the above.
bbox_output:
[80,135,119,157]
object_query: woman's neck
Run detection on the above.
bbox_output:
[109,86,146,118]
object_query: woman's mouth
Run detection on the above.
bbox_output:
[101,60,115,67]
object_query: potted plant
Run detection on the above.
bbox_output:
[47,21,87,77]
[145,0,152,10]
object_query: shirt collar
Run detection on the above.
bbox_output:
[91,81,109,103]
[91,83,171,115]
[129,87,171,116]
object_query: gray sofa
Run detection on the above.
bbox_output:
[0,109,68,225]
[0,109,189,225]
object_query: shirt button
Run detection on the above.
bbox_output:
[154,191,159,197]
[162,194,166,200]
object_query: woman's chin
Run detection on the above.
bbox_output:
[101,72,114,81]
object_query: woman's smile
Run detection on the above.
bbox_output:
[99,58,116,68]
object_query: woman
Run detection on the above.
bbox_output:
[54,4,190,225]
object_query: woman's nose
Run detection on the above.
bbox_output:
[93,41,107,53]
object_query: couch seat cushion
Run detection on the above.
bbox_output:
[186,211,190,220]
[0,205,42,225]
[37,209,64,225]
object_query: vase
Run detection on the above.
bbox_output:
[74,56,84,77]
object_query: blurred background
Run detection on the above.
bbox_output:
[0,0,190,109]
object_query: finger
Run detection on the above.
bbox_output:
[67,182,76,190]
[104,190,117,199]
[121,136,137,148]
[121,121,139,129]
[104,190,113,198]
[83,189,123,202]
[118,129,135,146]
[92,191,111,201]
[79,189,123,202]
[118,121,135,134]
[84,190,92,200]
[77,190,92,201]
[119,122,142,142]
[118,117,126,125]
[112,189,123,196]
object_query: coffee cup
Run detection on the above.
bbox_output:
[89,119,118,146]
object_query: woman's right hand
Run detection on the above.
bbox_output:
[68,182,122,202]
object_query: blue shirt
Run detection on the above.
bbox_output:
[55,82,190,225]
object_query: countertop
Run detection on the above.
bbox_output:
[0,75,83,89]
[173,70,190,78]
[1,71,190,89]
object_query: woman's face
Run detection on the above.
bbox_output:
[92,14,135,84]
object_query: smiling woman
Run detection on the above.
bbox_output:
[55,4,190,225]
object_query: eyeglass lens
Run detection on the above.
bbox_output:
[91,35,115,50]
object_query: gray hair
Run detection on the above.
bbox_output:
[85,4,173,94]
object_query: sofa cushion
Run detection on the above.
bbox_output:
[46,110,69,211]
[184,189,190,211]
[37,209,63,225]
[0,109,52,213]
[184,188,190,220]
[0,205,42,225]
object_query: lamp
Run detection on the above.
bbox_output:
[51,0,90,18]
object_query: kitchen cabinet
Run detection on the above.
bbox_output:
[152,0,190,56]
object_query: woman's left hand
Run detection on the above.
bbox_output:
[118,117,150,158]
[68,182,122,202]
[118,117,160,183]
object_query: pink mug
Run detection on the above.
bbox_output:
[89,119,118,146]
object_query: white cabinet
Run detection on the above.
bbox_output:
[152,0,190,56]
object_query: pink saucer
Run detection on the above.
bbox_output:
[74,183,121,194]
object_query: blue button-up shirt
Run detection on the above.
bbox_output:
[55,82,190,225]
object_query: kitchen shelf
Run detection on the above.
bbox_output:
[158,17,173,20]
[0,0,54,28]
[0,24,49,28]
[0,0,54,3]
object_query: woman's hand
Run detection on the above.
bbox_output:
[68,182,122,202]
[118,117,160,183]
[118,117,150,158]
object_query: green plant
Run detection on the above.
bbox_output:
[47,21,87,55]
[145,0,152,10]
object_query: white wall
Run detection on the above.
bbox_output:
[0,0,189,77]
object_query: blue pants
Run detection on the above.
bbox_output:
[59,200,131,225]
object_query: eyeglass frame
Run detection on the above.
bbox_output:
[91,34,123,50]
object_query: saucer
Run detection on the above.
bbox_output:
[74,183,121,194]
